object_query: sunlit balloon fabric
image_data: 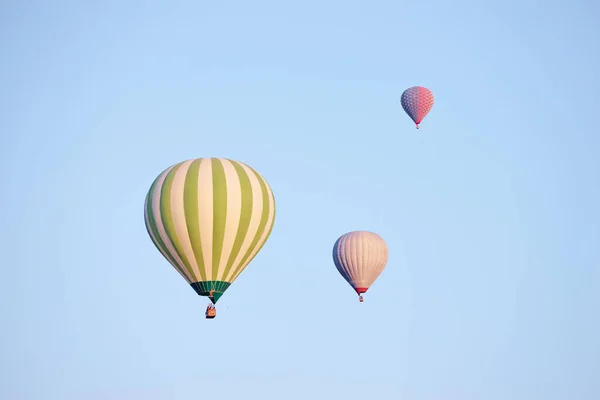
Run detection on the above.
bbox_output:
[332,231,389,300]
[401,86,435,129]
[144,158,276,304]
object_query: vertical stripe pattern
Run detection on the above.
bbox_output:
[144,158,276,298]
[332,231,389,293]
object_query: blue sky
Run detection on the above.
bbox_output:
[2,1,599,399]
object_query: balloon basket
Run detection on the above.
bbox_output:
[205,304,217,319]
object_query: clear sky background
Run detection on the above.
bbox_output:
[2,1,599,399]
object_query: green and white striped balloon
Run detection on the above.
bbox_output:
[144,158,276,304]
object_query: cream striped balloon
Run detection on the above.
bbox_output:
[332,231,389,300]
[144,158,276,304]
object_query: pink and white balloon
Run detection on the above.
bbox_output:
[332,231,389,302]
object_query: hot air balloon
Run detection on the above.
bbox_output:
[332,231,389,302]
[401,86,434,129]
[144,158,276,319]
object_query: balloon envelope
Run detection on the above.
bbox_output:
[144,158,276,304]
[332,231,389,298]
[401,86,434,128]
